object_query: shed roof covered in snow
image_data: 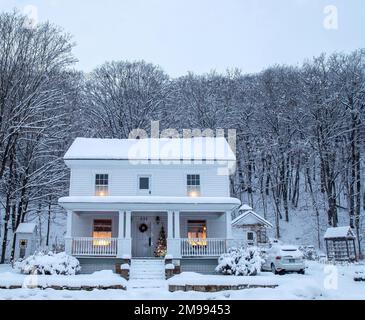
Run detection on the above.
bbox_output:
[239,204,253,211]
[64,137,236,161]
[15,223,37,234]
[232,209,273,228]
[324,226,355,239]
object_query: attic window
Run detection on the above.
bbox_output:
[95,174,108,196]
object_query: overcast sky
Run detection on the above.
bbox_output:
[1,0,364,77]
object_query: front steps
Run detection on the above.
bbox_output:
[128,259,166,289]
[129,259,165,281]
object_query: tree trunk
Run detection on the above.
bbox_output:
[46,201,52,247]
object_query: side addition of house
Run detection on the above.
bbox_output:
[58,137,242,274]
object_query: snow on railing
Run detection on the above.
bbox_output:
[180,238,226,257]
[72,237,118,256]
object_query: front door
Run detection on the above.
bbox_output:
[132,216,153,257]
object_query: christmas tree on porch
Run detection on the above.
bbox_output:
[154,225,167,257]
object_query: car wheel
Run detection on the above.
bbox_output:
[271,263,278,275]
[298,269,305,275]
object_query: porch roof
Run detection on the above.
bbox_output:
[58,196,241,212]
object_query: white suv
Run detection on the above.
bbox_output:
[261,245,305,274]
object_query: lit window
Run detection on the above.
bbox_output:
[95,174,108,196]
[93,219,112,246]
[187,220,207,246]
[187,174,200,197]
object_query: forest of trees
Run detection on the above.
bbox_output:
[0,11,364,262]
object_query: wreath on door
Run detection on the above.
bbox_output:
[139,223,148,233]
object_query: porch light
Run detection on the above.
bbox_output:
[96,191,106,196]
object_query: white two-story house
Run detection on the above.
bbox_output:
[58,137,243,274]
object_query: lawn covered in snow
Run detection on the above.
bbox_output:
[0,269,126,290]
[0,261,365,300]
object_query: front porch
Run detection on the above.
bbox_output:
[65,210,235,259]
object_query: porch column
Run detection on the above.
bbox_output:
[167,210,180,258]
[125,211,131,238]
[117,210,131,258]
[65,210,73,255]
[174,211,180,239]
[167,210,173,239]
[226,210,233,239]
[118,210,125,238]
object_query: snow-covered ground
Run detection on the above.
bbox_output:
[0,261,365,300]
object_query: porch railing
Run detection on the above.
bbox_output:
[180,238,226,257]
[72,237,118,256]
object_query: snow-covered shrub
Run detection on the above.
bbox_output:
[215,247,264,276]
[15,251,81,275]
[235,247,264,276]
[215,253,237,275]
[298,245,319,261]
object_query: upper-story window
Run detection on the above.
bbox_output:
[139,176,150,190]
[187,174,200,197]
[95,174,108,196]
[138,175,151,194]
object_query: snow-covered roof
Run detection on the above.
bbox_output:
[324,226,355,239]
[232,210,273,228]
[64,137,236,161]
[15,223,37,234]
[59,196,241,205]
[239,204,253,211]
[279,245,299,251]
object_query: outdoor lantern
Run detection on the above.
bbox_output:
[156,216,160,225]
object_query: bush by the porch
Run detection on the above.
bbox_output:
[215,247,264,276]
[15,251,81,275]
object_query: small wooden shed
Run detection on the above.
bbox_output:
[231,205,273,246]
[324,226,357,262]
[14,223,37,260]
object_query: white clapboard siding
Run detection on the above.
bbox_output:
[69,161,230,197]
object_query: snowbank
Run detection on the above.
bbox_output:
[168,272,278,287]
[0,270,127,290]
